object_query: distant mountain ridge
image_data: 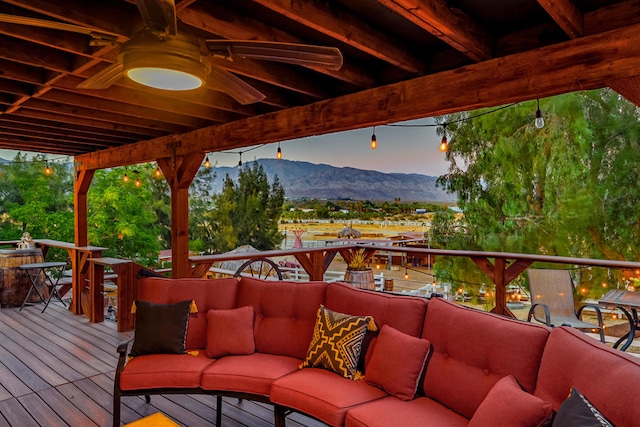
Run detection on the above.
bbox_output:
[211,159,455,202]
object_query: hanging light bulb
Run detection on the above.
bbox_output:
[135,177,142,187]
[154,166,162,178]
[370,126,377,150]
[535,99,545,129]
[44,161,52,175]
[204,155,211,168]
[238,152,242,167]
[439,123,448,152]
[123,173,130,183]
[404,267,409,280]
[276,143,283,160]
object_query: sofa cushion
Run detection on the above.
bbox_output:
[236,277,327,359]
[130,299,191,357]
[535,327,640,426]
[552,387,613,427]
[365,325,431,401]
[345,396,469,427]
[301,305,374,379]
[422,297,550,419]
[201,353,301,396]
[206,306,255,358]
[468,375,552,427]
[137,277,239,350]
[271,368,387,427]
[119,353,214,390]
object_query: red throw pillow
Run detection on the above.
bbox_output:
[206,306,255,358]
[365,324,431,401]
[468,375,553,427]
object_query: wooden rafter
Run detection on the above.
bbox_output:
[537,0,583,38]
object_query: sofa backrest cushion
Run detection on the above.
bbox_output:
[236,277,327,359]
[325,282,427,336]
[534,327,640,426]
[137,277,239,350]
[421,298,550,419]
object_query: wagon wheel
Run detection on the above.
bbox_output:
[233,258,283,280]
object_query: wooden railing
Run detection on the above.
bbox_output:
[191,244,640,318]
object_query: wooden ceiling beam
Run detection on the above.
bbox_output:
[377,0,493,61]
[0,138,88,155]
[75,22,640,171]
[537,0,583,38]
[252,0,425,74]
[0,35,72,72]
[36,91,213,130]
[0,129,112,149]
[178,5,375,88]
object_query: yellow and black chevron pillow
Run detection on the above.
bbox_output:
[300,305,377,379]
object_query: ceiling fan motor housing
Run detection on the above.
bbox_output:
[120,30,211,90]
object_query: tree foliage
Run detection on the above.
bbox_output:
[202,162,284,253]
[436,89,640,296]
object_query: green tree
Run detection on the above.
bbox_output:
[436,89,640,296]
[88,167,161,265]
[0,153,74,243]
[205,162,284,253]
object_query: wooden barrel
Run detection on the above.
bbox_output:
[384,278,394,292]
[344,269,375,290]
[0,248,46,307]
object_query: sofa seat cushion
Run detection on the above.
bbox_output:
[271,368,387,427]
[120,353,214,390]
[421,298,550,419]
[345,396,469,427]
[534,327,640,426]
[201,353,301,396]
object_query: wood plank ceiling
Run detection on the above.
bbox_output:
[0,0,639,170]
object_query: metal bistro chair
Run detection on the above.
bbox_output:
[526,269,605,343]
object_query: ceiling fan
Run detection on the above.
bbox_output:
[0,0,343,104]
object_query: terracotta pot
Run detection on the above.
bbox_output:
[344,269,375,290]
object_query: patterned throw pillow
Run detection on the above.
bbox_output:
[300,305,376,379]
[552,388,613,427]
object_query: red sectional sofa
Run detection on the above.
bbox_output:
[113,276,640,427]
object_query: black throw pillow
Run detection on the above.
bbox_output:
[552,387,613,427]
[130,300,192,357]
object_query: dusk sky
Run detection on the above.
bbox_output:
[0,118,450,177]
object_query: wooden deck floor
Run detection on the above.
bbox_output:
[0,304,326,427]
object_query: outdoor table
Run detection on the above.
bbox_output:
[19,261,67,313]
[598,289,640,351]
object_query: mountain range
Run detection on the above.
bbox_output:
[210,159,455,202]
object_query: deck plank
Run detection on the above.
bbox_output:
[0,306,327,426]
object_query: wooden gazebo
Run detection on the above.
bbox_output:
[1,0,640,319]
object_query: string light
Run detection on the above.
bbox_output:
[238,152,243,167]
[404,267,409,280]
[123,173,130,183]
[204,155,211,168]
[154,166,162,178]
[370,126,377,150]
[276,143,282,160]
[44,161,52,175]
[535,99,545,129]
[135,177,142,187]
[439,124,448,153]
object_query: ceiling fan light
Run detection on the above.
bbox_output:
[127,67,203,90]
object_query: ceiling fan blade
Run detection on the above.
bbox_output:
[206,40,343,71]
[77,62,124,89]
[208,66,266,105]
[0,13,118,41]
[136,0,177,36]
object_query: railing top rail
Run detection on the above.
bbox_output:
[191,243,640,270]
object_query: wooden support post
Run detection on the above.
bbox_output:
[471,256,533,317]
[73,169,94,315]
[158,152,205,278]
[294,250,336,281]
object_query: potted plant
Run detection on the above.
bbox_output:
[344,248,375,290]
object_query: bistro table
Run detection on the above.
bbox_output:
[19,261,67,313]
[598,289,640,351]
